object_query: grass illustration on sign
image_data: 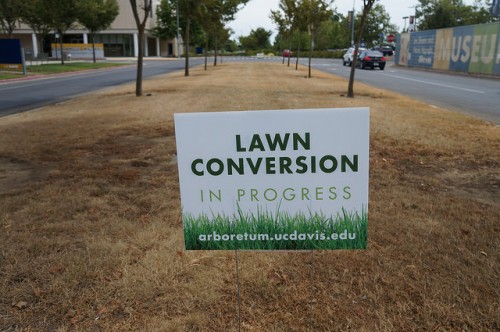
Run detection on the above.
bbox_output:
[174,108,370,251]
[183,206,368,250]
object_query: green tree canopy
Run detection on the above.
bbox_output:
[46,0,79,64]
[20,0,53,43]
[356,3,396,47]
[239,27,272,50]
[77,0,118,35]
[417,0,494,30]
[77,0,119,62]
[0,0,23,37]
[299,0,333,77]
[270,0,298,46]
[153,0,177,39]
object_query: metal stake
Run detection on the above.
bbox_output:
[235,249,242,332]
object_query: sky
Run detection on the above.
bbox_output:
[227,0,476,40]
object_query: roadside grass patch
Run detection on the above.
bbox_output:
[0,72,25,80]
[26,62,129,75]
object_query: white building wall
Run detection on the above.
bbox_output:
[2,0,180,58]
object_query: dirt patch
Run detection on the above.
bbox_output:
[0,62,498,331]
[0,157,54,194]
[438,169,499,205]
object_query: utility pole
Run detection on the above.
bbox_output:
[351,0,355,46]
[176,0,180,58]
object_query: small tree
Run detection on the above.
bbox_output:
[77,0,119,63]
[301,0,333,78]
[347,0,376,98]
[213,0,249,66]
[198,0,221,70]
[46,0,79,65]
[130,0,153,96]
[154,0,177,41]
[20,0,53,56]
[177,0,202,77]
[271,0,297,66]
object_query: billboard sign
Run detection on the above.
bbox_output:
[0,39,24,71]
[175,108,370,250]
[397,22,500,76]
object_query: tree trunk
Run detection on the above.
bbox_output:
[184,16,190,77]
[204,37,208,70]
[287,38,292,67]
[308,30,313,78]
[347,2,373,98]
[136,29,145,96]
[296,33,301,70]
[59,33,65,65]
[214,35,218,67]
[91,33,96,63]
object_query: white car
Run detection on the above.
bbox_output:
[342,47,367,66]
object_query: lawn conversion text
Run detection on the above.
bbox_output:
[190,132,359,176]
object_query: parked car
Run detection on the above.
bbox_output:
[372,45,394,56]
[356,50,386,70]
[342,47,367,66]
[282,49,293,57]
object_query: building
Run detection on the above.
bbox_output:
[0,0,180,58]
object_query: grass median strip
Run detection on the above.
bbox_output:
[0,62,498,331]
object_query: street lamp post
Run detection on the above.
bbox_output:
[351,0,355,46]
[408,5,420,32]
[176,0,180,58]
[402,16,408,32]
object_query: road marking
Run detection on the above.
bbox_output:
[383,73,485,94]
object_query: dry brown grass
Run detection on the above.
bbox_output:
[0,62,499,331]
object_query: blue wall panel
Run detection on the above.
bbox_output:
[0,39,23,64]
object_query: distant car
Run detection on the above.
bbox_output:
[356,50,386,70]
[372,45,394,56]
[282,49,293,57]
[342,47,367,66]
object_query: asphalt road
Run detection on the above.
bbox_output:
[223,56,500,124]
[1,57,499,124]
[308,58,500,124]
[0,59,203,117]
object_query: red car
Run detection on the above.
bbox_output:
[282,49,293,57]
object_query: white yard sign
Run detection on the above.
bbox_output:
[175,108,369,250]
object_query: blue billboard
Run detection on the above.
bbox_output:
[0,39,23,64]
[407,31,436,68]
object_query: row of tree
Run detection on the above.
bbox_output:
[415,0,496,31]
[0,0,119,63]
[152,0,249,77]
[270,0,334,78]
[245,0,494,53]
[270,1,396,54]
